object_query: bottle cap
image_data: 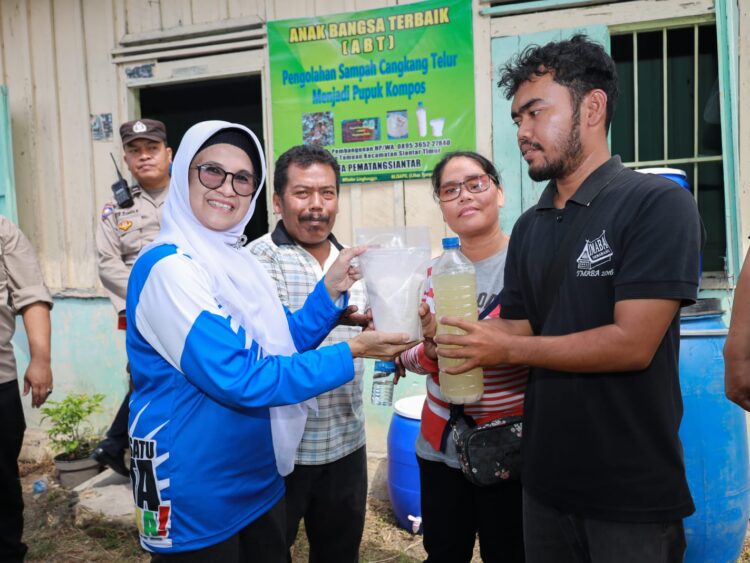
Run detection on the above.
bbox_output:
[441,236,460,249]
[418,101,424,108]
[374,360,396,372]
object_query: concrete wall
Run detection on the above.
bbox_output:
[15,297,128,433]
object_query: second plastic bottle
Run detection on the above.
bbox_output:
[432,236,484,404]
[416,102,427,137]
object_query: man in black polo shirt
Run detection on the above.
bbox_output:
[434,35,702,562]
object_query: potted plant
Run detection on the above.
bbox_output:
[41,392,105,488]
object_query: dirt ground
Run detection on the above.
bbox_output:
[21,460,147,562]
[21,458,750,563]
[20,459,431,563]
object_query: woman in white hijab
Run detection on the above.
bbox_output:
[125,121,412,561]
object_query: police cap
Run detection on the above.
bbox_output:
[120,118,167,145]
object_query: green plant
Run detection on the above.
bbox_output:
[41,393,105,460]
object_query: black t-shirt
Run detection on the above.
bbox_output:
[501,156,702,522]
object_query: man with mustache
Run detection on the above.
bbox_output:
[93,119,172,476]
[248,144,368,563]
[434,35,703,562]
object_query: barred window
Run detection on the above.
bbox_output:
[611,25,725,273]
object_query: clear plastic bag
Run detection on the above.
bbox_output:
[355,227,431,341]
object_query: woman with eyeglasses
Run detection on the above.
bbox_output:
[399,151,528,563]
[125,121,413,561]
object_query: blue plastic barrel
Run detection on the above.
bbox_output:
[679,299,750,562]
[636,167,702,278]
[637,167,691,193]
[387,394,424,533]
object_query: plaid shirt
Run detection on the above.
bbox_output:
[248,221,367,465]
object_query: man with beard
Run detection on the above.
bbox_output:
[433,35,703,562]
[92,119,172,476]
[248,145,368,563]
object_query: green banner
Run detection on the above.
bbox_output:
[267,0,475,183]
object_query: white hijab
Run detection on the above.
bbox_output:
[144,120,312,476]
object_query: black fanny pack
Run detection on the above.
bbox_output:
[450,405,522,486]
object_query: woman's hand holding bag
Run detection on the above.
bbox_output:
[323,246,366,300]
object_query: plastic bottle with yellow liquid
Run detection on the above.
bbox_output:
[432,237,484,404]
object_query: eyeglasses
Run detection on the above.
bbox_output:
[192,163,257,197]
[437,174,492,202]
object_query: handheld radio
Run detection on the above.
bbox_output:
[109,153,134,209]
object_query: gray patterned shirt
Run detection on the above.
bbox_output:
[248,221,368,465]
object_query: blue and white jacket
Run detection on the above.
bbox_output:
[125,243,354,553]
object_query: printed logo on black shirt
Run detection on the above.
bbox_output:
[576,231,614,277]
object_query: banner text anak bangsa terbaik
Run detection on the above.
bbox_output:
[267,0,476,183]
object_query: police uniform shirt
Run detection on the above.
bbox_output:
[96,185,167,314]
[0,217,53,384]
[500,156,703,522]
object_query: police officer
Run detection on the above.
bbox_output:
[0,216,53,563]
[91,119,171,475]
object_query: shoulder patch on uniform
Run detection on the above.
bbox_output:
[117,219,133,231]
[101,204,114,221]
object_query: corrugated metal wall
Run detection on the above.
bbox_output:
[123,0,263,31]
[0,0,123,292]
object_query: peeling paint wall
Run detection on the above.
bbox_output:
[15,297,128,433]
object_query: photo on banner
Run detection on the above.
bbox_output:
[267,0,476,183]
